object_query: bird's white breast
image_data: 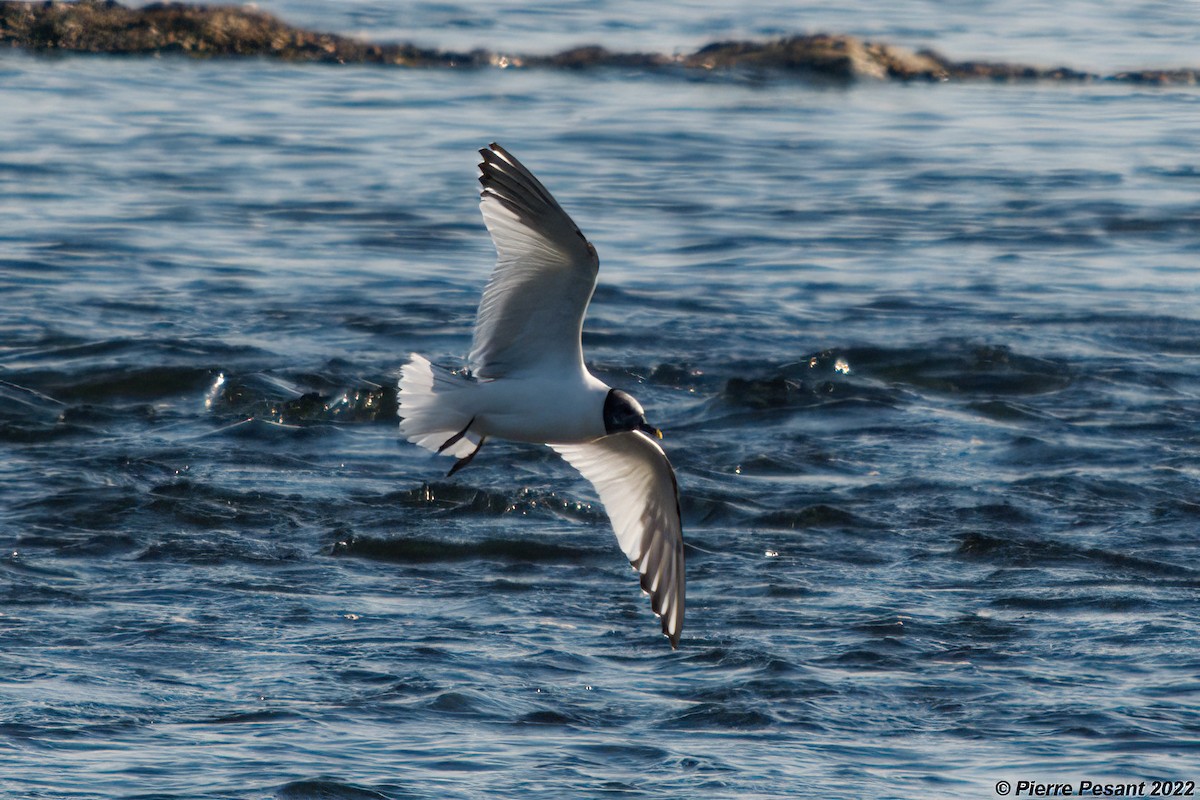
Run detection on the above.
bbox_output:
[470,369,610,445]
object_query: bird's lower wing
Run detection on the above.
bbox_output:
[552,431,685,648]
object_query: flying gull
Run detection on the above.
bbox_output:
[397,143,685,648]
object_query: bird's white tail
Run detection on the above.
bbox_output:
[397,354,481,459]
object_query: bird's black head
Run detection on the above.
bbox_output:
[603,388,662,439]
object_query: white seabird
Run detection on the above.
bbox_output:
[397,143,685,648]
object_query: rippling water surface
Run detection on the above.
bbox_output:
[3,3,1200,798]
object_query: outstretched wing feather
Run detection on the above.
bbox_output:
[552,431,685,648]
[471,143,599,378]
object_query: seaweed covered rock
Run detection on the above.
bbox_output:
[684,34,950,81]
[0,0,479,64]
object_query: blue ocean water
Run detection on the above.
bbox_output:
[3,2,1200,798]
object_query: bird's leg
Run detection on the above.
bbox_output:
[447,436,487,477]
[437,416,476,454]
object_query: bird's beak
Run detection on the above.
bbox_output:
[639,423,663,440]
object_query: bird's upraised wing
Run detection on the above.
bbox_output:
[470,143,599,379]
[552,431,685,648]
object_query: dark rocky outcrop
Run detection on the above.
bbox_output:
[1,0,1196,84]
[682,35,950,80]
[0,0,483,64]
[522,45,669,70]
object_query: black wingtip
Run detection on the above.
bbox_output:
[477,143,513,195]
[478,142,507,167]
[663,613,681,649]
[477,143,498,173]
[636,561,683,650]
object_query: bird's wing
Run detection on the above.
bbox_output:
[551,431,685,648]
[470,143,599,379]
